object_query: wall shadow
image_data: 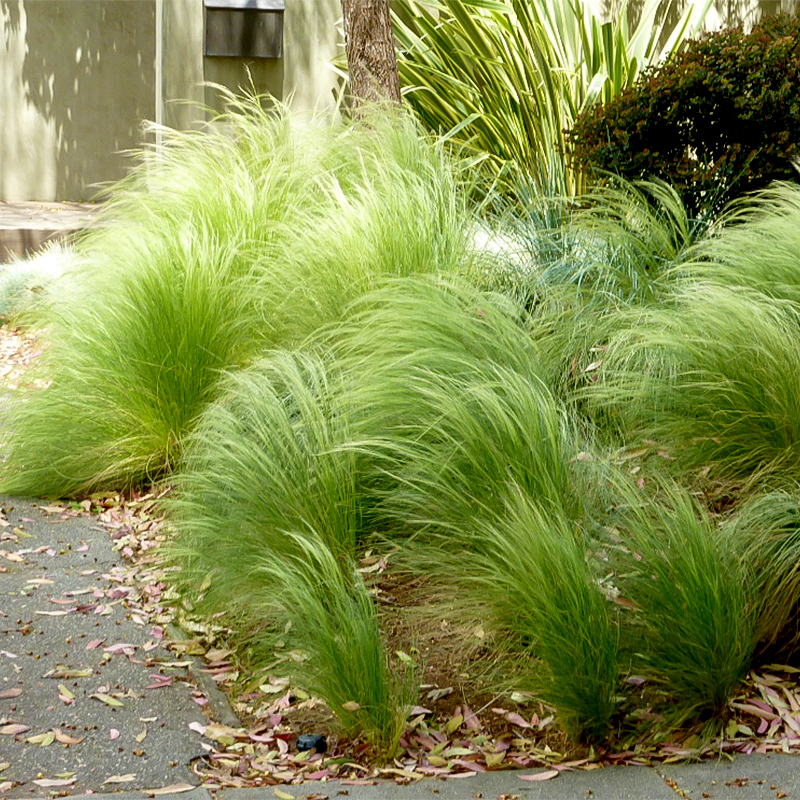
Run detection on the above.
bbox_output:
[2,0,156,201]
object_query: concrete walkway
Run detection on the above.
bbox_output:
[0,202,100,262]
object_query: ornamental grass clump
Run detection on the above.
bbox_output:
[585,283,800,484]
[616,482,755,723]
[727,490,800,655]
[0,94,471,497]
[326,276,590,530]
[168,351,409,752]
[688,183,800,304]
[465,493,619,745]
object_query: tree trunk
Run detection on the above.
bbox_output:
[340,0,401,108]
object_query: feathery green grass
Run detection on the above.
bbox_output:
[728,489,800,654]
[688,182,800,303]
[586,283,800,483]
[168,350,409,751]
[616,482,755,722]
[0,97,471,497]
[462,493,620,745]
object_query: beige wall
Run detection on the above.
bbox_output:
[1,0,343,201]
[0,0,156,201]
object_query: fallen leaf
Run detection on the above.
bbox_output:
[91,693,124,707]
[445,714,463,734]
[47,666,92,679]
[54,730,83,745]
[147,784,196,796]
[342,700,361,712]
[57,684,75,700]
[110,729,120,740]
[36,610,75,616]
[136,726,147,743]
[26,731,56,746]
[33,778,77,787]
[520,770,559,782]
[273,790,296,800]
[0,688,22,699]
[104,774,137,784]
[0,723,30,735]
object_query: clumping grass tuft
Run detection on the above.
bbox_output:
[325,276,590,530]
[586,282,800,483]
[688,182,800,303]
[727,489,800,654]
[168,350,410,753]
[0,95,471,496]
[616,481,755,722]
[462,492,619,745]
[250,539,414,754]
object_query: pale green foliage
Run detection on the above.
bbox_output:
[169,351,411,752]
[458,493,619,745]
[616,481,755,721]
[688,182,800,302]
[0,96,471,496]
[728,490,800,653]
[394,0,710,197]
[586,283,800,482]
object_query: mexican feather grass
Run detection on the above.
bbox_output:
[0,96,471,496]
[168,350,411,752]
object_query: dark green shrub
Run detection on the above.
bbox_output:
[568,13,800,219]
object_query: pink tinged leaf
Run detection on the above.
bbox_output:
[193,696,208,706]
[503,712,532,729]
[0,688,22,699]
[304,770,332,780]
[0,723,29,735]
[86,639,104,651]
[104,642,137,654]
[54,730,83,745]
[453,759,485,772]
[145,674,172,690]
[76,545,89,552]
[520,770,560,782]
[188,722,206,735]
[758,717,770,735]
[463,705,481,731]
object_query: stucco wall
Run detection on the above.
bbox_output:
[0,0,156,201]
[1,0,343,200]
